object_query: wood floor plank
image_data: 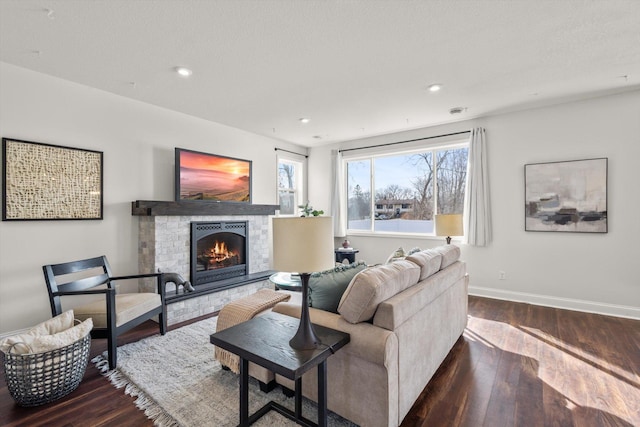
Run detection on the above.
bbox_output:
[2,297,638,427]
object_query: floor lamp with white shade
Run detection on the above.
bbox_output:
[271,216,334,350]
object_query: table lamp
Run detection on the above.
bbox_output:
[272,216,334,350]
[435,214,463,244]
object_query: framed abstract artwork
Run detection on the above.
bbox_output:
[524,158,607,233]
[2,138,103,220]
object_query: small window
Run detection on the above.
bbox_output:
[278,157,305,216]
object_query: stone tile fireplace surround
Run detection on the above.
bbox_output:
[133,200,279,325]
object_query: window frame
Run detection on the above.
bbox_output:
[276,153,306,217]
[342,140,468,237]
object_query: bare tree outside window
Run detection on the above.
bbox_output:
[278,161,301,215]
[436,149,468,214]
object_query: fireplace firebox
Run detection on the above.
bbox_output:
[191,221,247,289]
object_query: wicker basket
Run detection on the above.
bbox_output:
[2,332,91,407]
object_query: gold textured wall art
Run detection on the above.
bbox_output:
[2,138,103,220]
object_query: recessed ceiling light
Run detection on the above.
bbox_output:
[428,84,442,92]
[299,118,310,124]
[175,66,193,77]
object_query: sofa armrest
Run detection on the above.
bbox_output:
[272,302,398,368]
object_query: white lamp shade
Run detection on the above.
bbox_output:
[272,216,335,273]
[435,214,463,236]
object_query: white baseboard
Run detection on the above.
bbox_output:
[469,286,640,320]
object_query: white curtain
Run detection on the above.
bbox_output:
[331,150,347,237]
[463,128,492,246]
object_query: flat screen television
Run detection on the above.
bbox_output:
[175,148,252,203]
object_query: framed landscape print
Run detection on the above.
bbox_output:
[2,138,103,220]
[524,158,607,233]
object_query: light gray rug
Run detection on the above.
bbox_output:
[92,317,357,427]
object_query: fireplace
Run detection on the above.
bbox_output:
[191,221,248,289]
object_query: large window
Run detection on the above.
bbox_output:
[278,157,305,215]
[346,144,468,234]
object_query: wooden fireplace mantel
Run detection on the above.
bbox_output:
[131,200,279,216]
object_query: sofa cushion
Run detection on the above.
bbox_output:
[405,250,442,281]
[373,261,467,330]
[433,245,461,269]
[338,260,420,324]
[308,261,367,313]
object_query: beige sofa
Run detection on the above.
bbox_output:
[269,244,468,427]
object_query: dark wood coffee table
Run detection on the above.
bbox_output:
[210,311,350,427]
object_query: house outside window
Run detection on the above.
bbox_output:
[345,143,468,235]
[277,156,305,216]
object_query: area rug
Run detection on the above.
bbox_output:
[92,317,357,427]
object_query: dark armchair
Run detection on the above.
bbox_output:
[42,255,167,370]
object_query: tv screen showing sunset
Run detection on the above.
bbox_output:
[178,150,251,202]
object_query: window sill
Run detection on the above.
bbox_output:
[345,231,463,242]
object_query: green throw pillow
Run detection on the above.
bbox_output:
[308,261,367,313]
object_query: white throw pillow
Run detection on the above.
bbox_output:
[28,310,75,336]
[28,318,93,354]
[0,311,92,355]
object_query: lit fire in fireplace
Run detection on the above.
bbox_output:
[198,240,240,270]
[208,241,236,262]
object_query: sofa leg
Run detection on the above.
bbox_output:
[259,380,276,393]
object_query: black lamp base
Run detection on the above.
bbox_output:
[289,272,320,350]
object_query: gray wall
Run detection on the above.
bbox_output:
[0,62,303,333]
[310,89,640,319]
[1,61,638,334]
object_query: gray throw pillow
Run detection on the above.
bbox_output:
[308,261,367,313]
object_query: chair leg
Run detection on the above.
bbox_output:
[159,308,167,335]
[108,333,117,370]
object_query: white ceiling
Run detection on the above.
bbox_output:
[1,0,639,147]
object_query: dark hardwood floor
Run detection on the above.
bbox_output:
[1,296,638,427]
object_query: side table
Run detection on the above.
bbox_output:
[334,248,359,264]
[269,272,303,292]
[210,311,350,427]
